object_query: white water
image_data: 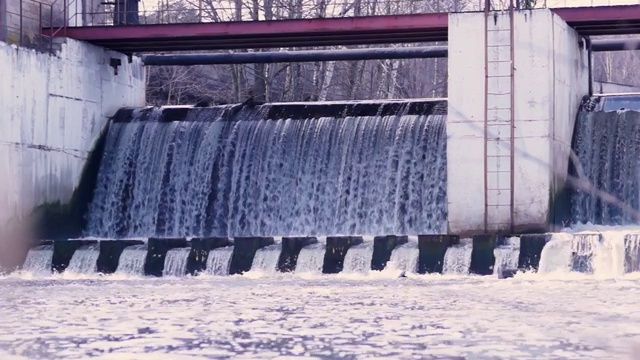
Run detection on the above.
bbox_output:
[205,246,234,275]
[626,234,640,272]
[295,243,326,274]
[115,245,147,275]
[250,244,282,274]
[442,240,472,275]
[388,242,419,273]
[162,248,191,277]
[86,113,447,238]
[66,245,100,274]
[493,237,520,276]
[22,245,53,275]
[538,231,630,277]
[342,243,374,274]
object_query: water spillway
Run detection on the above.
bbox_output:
[570,96,640,225]
[85,101,447,238]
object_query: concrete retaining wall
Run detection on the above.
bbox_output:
[0,39,145,270]
[447,9,588,235]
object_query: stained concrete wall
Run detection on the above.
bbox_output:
[594,81,640,94]
[447,9,589,235]
[0,39,145,269]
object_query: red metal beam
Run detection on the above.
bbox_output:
[552,5,640,23]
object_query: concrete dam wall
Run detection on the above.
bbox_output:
[0,39,145,269]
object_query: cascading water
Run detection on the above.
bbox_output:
[625,234,640,272]
[295,243,326,274]
[205,246,234,275]
[442,239,472,275]
[115,245,147,275]
[66,244,100,274]
[388,241,419,273]
[163,248,190,277]
[538,232,628,276]
[22,245,54,275]
[86,105,447,238]
[493,237,520,276]
[250,244,282,274]
[342,243,374,274]
[570,110,640,225]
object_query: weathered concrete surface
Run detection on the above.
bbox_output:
[0,39,145,270]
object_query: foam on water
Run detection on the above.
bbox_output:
[342,243,374,274]
[388,242,419,273]
[295,243,326,274]
[442,239,472,275]
[21,245,54,275]
[162,248,190,277]
[205,246,234,276]
[115,245,147,275]
[250,244,282,274]
[66,244,100,274]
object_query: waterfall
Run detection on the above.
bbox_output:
[205,246,234,275]
[442,239,472,275]
[342,243,374,274]
[250,244,282,274]
[115,245,147,275]
[162,248,190,277]
[626,234,640,272]
[388,242,419,273]
[295,243,326,274]
[86,107,447,238]
[66,244,100,274]
[493,237,520,276]
[538,232,628,276]
[22,245,53,275]
[570,110,640,225]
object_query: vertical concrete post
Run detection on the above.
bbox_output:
[144,237,189,277]
[97,239,145,274]
[322,236,363,274]
[371,235,408,271]
[277,237,318,273]
[417,235,459,274]
[447,9,588,235]
[229,237,275,275]
[186,237,232,275]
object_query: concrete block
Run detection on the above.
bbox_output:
[417,235,459,274]
[52,239,98,273]
[96,239,145,274]
[186,237,232,275]
[144,237,189,277]
[470,235,499,275]
[322,236,363,274]
[229,237,274,275]
[371,235,408,271]
[518,233,550,271]
[277,237,318,273]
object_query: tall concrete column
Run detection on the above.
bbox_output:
[447,9,588,236]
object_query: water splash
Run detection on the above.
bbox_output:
[66,244,100,274]
[86,111,447,238]
[205,246,234,275]
[163,248,190,277]
[493,237,520,276]
[442,240,472,275]
[388,242,419,273]
[116,245,147,275]
[342,243,374,274]
[250,244,282,274]
[22,245,53,275]
[295,243,326,274]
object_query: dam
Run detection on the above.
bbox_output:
[3,1,640,358]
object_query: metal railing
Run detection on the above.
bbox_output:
[5,0,53,50]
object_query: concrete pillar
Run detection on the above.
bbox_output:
[417,235,459,274]
[447,9,589,235]
[322,236,363,274]
[229,237,275,275]
[97,239,145,274]
[470,235,498,275]
[518,233,549,271]
[277,237,318,272]
[186,237,232,275]
[52,239,97,273]
[371,235,408,271]
[144,238,189,277]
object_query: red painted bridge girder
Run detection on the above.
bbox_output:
[41,5,640,53]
